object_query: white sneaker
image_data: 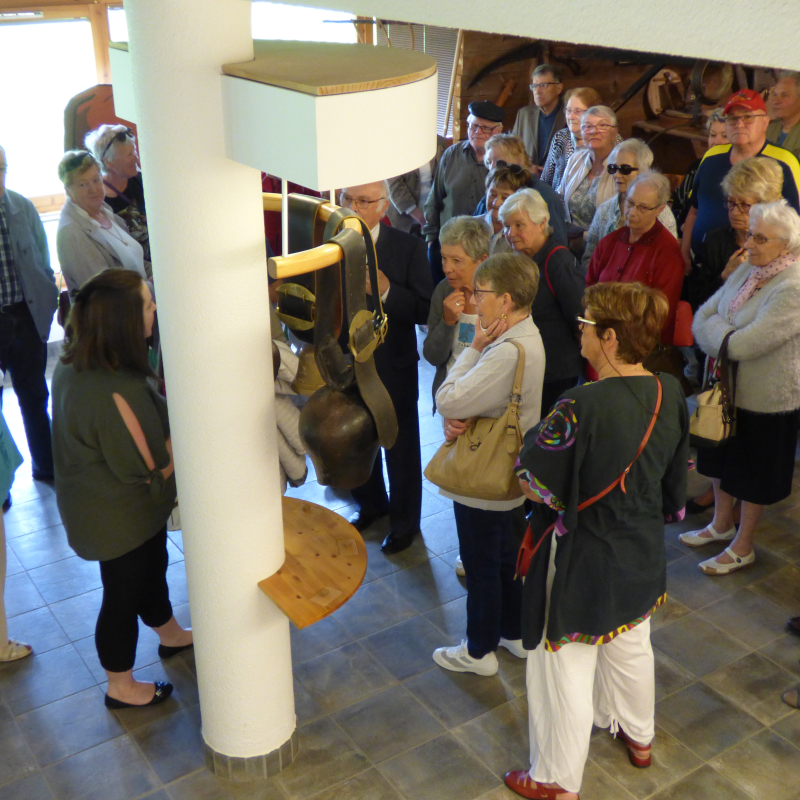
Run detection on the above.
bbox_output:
[433,640,498,676]
[499,637,528,658]
[679,524,736,548]
[454,555,465,577]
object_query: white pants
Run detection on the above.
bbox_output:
[526,618,655,793]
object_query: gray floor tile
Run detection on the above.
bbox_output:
[750,564,800,616]
[8,524,73,570]
[378,733,499,800]
[294,678,324,727]
[3,494,62,539]
[132,706,205,783]
[294,642,395,715]
[167,529,183,553]
[653,648,696,702]
[579,760,637,800]
[453,696,529,778]
[647,764,753,800]
[390,556,467,614]
[272,717,370,800]
[361,533,431,584]
[48,588,103,641]
[772,704,800,741]
[655,681,763,759]
[331,576,419,640]
[4,544,25,577]
[307,768,402,800]
[0,716,38,787]
[419,486,451,518]
[0,772,56,800]
[165,562,189,606]
[4,606,68,655]
[755,513,800,562]
[43,735,160,800]
[290,617,353,665]
[758,633,800,677]
[420,509,459,556]
[332,684,444,763]
[361,615,447,680]
[165,768,286,799]
[71,636,106,683]
[0,644,96,715]
[405,665,516,729]
[650,614,751,678]
[649,596,691,633]
[3,572,46,618]
[423,595,467,642]
[473,787,526,800]
[16,686,124,767]
[696,587,791,648]
[286,481,353,511]
[588,726,702,800]
[27,557,102,605]
[709,728,800,800]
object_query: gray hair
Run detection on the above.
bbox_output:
[343,180,389,200]
[439,216,491,261]
[532,63,563,83]
[777,71,800,95]
[750,200,800,255]
[626,171,671,206]
[84,124,134,173]
[581,105,618,128]
[609,138,654,172]
[704,108,726,133]
[498,188,551,229]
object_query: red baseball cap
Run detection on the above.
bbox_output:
[723,89,767,115]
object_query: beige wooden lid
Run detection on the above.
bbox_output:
[223,40,437,97]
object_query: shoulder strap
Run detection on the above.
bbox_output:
[543,245,569,296]
[504,340,526,454]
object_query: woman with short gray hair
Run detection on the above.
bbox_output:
[582,139,677,271]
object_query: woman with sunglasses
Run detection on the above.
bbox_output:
[85,125,149,261]
[581,140,677,272]
[56,151,149,300]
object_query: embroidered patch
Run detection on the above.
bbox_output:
[536,399,578,451]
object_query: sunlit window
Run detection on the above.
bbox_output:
[252,2,357,43]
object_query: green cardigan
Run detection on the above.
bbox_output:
[52,362,177,561]
[767,119,800,163]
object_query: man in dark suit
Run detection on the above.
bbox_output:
[339,181,433,553]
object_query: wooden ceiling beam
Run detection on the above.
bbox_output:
[0,0,119,10]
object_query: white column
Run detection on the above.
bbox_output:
[123,0,295,760]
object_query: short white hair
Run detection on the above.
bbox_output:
[627,171,671,206]
[609,138,654,172]
[750,199,800,255]
[581,105,618,128]
[498,188,553,236]
[343,180,389,200]
[84,124,134,173]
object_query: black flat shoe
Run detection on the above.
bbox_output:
[348,510,388,532]
[787,616,800,637]
[381,530,417,554]
[2,494,10,512]
[105,681,173,709]
[158,642,194,659]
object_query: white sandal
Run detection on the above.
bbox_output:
[0,639,32,662]
[699,546,755,575]
[679,523,736,548]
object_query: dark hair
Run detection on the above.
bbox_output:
[582,282,668,364]
[532,63,563,83]
[61,270,155,377]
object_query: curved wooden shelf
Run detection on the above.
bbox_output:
[258,496,367,628]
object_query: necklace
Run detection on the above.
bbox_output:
[98,215,129,247]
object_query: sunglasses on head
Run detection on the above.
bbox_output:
[64,151,91,174]
[101,128,134,161]
[607,164,638,176]
[494,160,528,176]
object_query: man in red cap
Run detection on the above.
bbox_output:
[681,88,800,272]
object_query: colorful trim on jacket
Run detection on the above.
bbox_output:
[545,593,667,652]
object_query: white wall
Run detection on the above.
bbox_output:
[265,0,800,71]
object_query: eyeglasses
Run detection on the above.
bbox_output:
[624,198,660,213]
[468,121,501,135]
[101,128,134,161]
[473,288,499,300]
[576,316,597,331]
[581,123,616,133]
[530,81,560,91]
[725,199,752,213]
[607,164,638,176]
[746,230,786,245]
[725,113,766,127]
[493,160,528,176]
[339,193,386,211]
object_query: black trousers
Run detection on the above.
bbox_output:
[96,527,173,672]
[351,364,422,536]
[0,302,53,477]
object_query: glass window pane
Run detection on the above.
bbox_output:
[251,2,356,43]
[107,7,128,43]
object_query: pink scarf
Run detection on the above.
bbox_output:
[727,252,796,319]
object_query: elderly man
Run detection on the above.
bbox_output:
[339,181,433,554]
[0,147,58,484]
[682,89,800,269]
[424,100,504,283]
[512,64,566,169]
[767,72,800,161]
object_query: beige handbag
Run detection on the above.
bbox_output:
[689,331,737,448]
[424,340,525,502]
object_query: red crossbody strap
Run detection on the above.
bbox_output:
[543,245,569,297]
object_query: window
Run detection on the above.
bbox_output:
[251,2,357,44]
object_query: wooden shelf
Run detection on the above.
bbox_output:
[258,496,367,629]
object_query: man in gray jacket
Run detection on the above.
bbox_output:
[0,147,59,481]
[512,64,566,170]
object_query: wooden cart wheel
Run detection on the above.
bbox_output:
[644,68,685,119]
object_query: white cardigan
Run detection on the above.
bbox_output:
[693,259,800,413]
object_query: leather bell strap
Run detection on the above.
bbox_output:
[319,209,397,449]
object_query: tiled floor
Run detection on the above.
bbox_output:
[1,336,800,800]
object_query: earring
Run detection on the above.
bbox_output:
[501,313,507,320]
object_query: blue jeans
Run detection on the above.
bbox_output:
[453,502,525,658]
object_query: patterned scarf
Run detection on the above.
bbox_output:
[727,251,796,319]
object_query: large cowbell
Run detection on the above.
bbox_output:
[297,208,398,490]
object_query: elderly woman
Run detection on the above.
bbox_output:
[689,156,783,309]
[52,270,191,708]
[541,88,603,190]
[501,189,584,413]
[684,201,800,581]
[587,172,684,345]
[560,106,620,247]
[480,165,533,246]
[504,282,689,800]
[431,253,545,676]
[85,125,149,260]
[56,151,149,299]
[581,139,677,271]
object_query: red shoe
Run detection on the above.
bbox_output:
[618,730,651,768]
[503,770,579,799]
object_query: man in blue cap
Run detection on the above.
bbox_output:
[424,100,504,283]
